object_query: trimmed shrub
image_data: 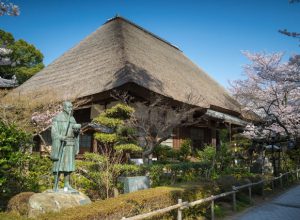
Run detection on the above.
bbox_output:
[0,212,27,220]
[39,181,217,220]
[153,140,193,163]
[153,145,177,162]
[7,192,34,216]
[178,139,192,161]
[78,104,142,199]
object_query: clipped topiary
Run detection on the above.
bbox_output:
[76,103,142,199]
[7,192,34,216]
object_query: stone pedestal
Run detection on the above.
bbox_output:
[28,190,91,218]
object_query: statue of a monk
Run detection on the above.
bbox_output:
[51,101,81,192]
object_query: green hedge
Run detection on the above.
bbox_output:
[145,162,210,186]
[39,181,217,220]
[0,212,28,220]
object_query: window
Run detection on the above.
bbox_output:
[190,128,205,150]
[190,128,204,140]
[80,134,92,149]
[161,138,173,148]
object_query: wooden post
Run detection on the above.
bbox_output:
[232,187,237,212]
[261,181,264,197]
[271,180,275,191]
[292,172,295,182]
[211,129,217,147]
[211,199,215,220]
[177,199,182,220]
[228,122,232,143]
[297,170,299,181]
[248,186,252,204]
[280,173,283,188]
[92,138,98,153]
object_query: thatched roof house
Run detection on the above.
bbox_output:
[10,16,240,114]
[11,16,247,152]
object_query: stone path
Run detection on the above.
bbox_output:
[234,184,300,220]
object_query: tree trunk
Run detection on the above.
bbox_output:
[142,143,155,164]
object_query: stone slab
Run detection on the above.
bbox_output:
[119,176,150,193]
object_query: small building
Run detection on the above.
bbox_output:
[0,76,18,89]
[9,16,248,154]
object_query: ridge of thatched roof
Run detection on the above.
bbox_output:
[105,16,181,51]
[9,16,241,114]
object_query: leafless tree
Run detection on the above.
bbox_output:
[112,91,206,164]
[278,0,300,46]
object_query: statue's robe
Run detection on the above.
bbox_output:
[51,112,79,172]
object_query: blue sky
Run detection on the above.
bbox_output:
[1,0,299,89]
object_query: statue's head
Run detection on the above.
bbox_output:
[72,123,81,135]
[63,101,73,115]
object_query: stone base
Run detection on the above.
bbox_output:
[28,190,91,218]
[44,188,80,194]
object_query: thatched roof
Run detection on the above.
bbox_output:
[9,16,241,114]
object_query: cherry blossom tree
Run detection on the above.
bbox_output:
[231,52,300,140]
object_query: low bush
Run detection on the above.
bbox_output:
[0,212,27,220]
[81,104,142,199]
[145,162,210,186]
[39,181,217,220]
[75,152,142,199]
[247,175,264,195]
[0,122,52,211]
[153,139,193,163]
[177,139,192,161]
[216,175,237,192]
[153,145,178,162]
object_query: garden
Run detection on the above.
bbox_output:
[1,1,300,219]
[0,99,299,219]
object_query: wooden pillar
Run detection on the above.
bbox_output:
[228,122,232,143]
[232,189,237,211]
[173,127,181,149]
[248,186,252,204]
[92,137,98,153]
[211,129,217,147]
[211,199,215,220]
[210,120,217,147]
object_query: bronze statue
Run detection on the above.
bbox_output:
[50,101,81,192]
